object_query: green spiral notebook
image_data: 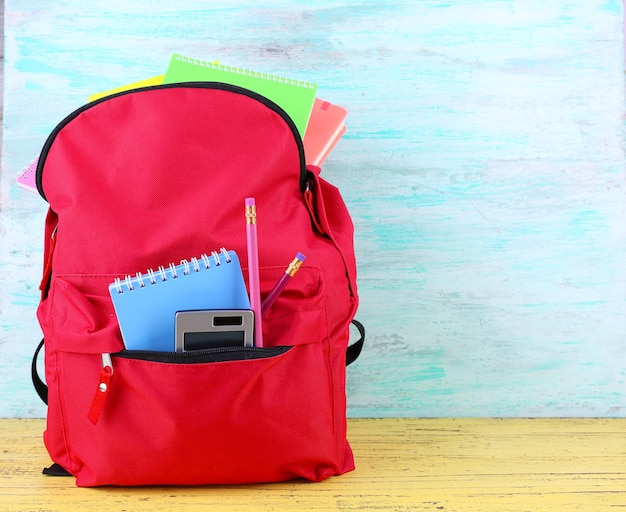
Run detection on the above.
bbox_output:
[163,53,317,137]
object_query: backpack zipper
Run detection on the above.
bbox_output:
[114,345,291,363]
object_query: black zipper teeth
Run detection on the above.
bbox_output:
[113,345,291,363]
[118,345,285,358]
[36,82,308,200]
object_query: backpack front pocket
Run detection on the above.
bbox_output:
[53,341,346,486]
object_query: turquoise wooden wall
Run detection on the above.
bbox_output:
[1,1,624,417]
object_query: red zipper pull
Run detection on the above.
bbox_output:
[304,182,328,236]
[87,354,113,425]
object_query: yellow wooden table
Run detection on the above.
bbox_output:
[1,418,624,511]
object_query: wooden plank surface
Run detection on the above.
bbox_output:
[1,1,625,418]
[1,418,625,511]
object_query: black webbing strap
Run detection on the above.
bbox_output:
[346,319,365,366]
[31,339,48,405]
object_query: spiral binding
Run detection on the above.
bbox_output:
[113,247,232,294]
[15,155,40,192]
[175,54,316,89]
[17,156,39,179]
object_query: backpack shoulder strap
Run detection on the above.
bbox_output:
[31,339,48,404]
[346,320,365,366]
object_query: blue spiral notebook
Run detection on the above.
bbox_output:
[108,248,250,351]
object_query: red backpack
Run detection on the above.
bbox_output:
[31,83,363,486]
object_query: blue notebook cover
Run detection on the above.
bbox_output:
[108,249,250,351]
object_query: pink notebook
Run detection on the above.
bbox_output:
[15,155,40,193]
[303,98,347,167]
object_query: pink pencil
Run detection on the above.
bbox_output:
[245,198,263,347]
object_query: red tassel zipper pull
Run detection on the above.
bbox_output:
[88,354,113,425]
[304,181,327,236]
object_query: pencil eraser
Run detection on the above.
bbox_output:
[245,197,255,206]
[296,252,306,262]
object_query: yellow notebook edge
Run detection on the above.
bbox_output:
[88,75,165,102]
